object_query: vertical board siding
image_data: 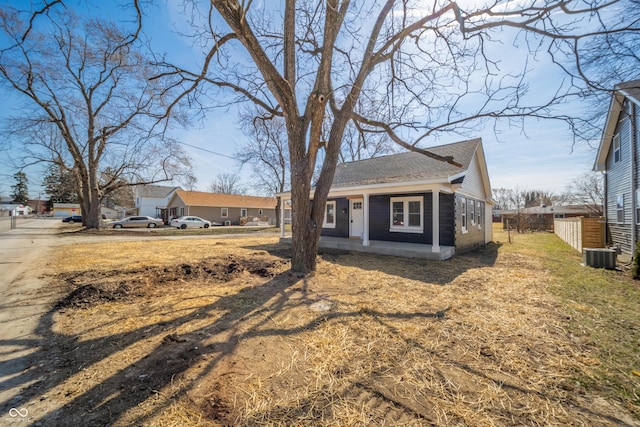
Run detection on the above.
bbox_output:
[320,198,349,238]
[605,113,633,254]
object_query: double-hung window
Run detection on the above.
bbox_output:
[460,197,467,233]
[323,201,336,228]
[617,195,624,223]
[477,201,483,229]
[390,196,423,233]
[613,134,621,163]
[221,208,228,218]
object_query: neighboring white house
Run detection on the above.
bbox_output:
[132,184,182,221]
[0,203,32,216]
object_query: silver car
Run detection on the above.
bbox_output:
[170,216,211,229]
[112,216,164,229]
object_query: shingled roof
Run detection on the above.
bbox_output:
[174,190,277,209]
[331,138,480,188]
[136,184,181,198]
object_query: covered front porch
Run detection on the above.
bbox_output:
[279,236,455,261]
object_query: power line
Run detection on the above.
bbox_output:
[174,140,236,160]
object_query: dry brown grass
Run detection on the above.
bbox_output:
[25,229,639,426]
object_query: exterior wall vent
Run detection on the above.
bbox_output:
[224,220,231,226]
[583,248,616,269]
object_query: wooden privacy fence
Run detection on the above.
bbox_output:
[554,217,605,253]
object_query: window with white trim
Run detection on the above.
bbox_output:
[241,208,248,217]
[323,201,336,228]
[221,208,228,218]
[617,195,624,223]
[613,133,621,163]
[258,209,263,215]
[390,196,423,233]
[477,201,482,229]
[460,197,467,233]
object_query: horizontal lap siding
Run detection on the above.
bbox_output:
[369,194,433,244]
[321,198,349,238]
[606,113,633,254]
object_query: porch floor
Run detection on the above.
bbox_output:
[279,236,455,261]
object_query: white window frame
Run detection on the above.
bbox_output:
[258,208,263,215]
[617,195,624,223]
[221,207,228,218]
[613,133,621,163]
[240,208,248,217]
[460,197,467,233]
[389,196,423,233]
[477,201,482,229]
[323,200,336,228]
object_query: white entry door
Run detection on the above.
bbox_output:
[350,199,364,238]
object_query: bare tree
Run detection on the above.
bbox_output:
[158,0,639,273]
[0,3,192,228]
[208,173,247,194]
[567,172,605,215]
[236,111,290,226]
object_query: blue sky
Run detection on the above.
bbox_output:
[0,0,602,199]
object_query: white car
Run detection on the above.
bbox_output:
[170,216,211,229]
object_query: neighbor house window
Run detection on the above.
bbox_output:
[390,196,423,233]
[613,133,621,163]
[460,197,467,233]
[617,195,624,223]
[323,201,336,228]
[241,208,248,217]
[477,201,483,229]
[221,208,228,218]
[180,207,184,216]
[258,209,263,215]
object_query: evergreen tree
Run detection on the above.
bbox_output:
[43,164,78,210]
[11,172,29,204]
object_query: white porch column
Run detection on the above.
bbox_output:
[432,190,440,252]
[280,197,285,237]
[363,193,370,246]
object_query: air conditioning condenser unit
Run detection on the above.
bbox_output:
[583,248,616,269]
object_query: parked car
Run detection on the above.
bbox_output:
[170,216,211,229]
[111,216,164,229]
[62,215,82,223]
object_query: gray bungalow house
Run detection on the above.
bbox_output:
[279,138,493,260]
[594,80,640,258]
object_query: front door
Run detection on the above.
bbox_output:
[350,199,364,238]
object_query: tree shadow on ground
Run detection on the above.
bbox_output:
[245,241,502,285]
[0,243,633,426]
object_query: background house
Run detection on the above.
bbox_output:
[496,204,601,232]
[279,138,493,260]
[594,80,640,259]
[132,184,181,222]
[167,190,279,225]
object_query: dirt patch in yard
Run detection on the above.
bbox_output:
[9,235,639,426]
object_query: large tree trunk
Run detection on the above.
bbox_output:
[289,162,323,273]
